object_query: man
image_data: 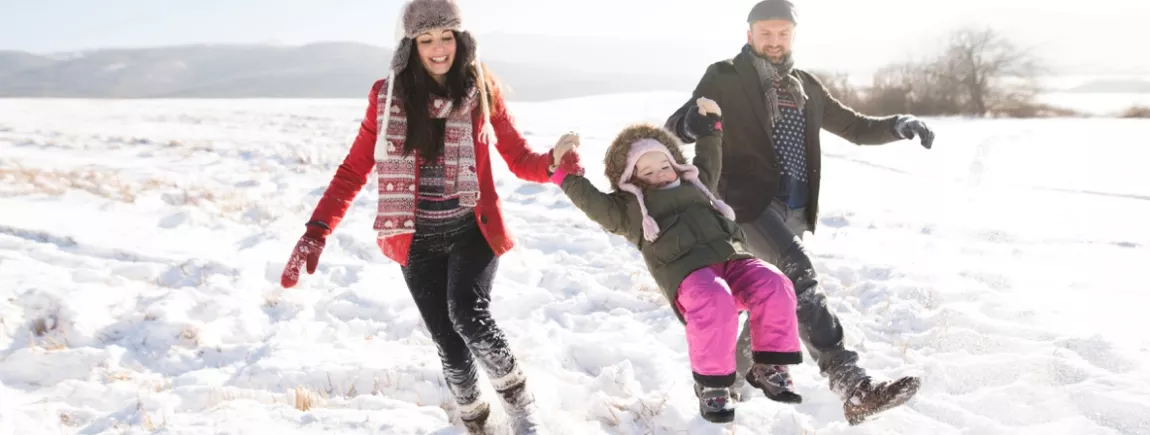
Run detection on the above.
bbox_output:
[663,0,935,426]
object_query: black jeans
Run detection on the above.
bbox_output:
[400,219,523,408]
[734,200,867,397]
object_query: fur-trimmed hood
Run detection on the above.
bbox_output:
[604,123,736,242]
[604,123,687,192]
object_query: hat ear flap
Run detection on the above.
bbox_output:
[391,39,413,73]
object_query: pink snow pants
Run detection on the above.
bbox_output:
[675,258,801,381]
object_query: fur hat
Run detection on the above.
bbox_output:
[607,124,737,242]
[747,0,798,24]
[381,0,495,145]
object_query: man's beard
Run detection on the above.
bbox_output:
[754,46,791,63]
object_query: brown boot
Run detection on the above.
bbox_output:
[842,376,921,425]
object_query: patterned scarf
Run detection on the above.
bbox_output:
[743,44,808,130]
[373,83,481,237]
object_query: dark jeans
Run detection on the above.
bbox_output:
[400,219,523,408]
[734,200,867,397]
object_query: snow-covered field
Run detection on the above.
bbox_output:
[1,94,1148,435]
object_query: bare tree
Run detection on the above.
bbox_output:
[809,70,862,107]
[861,60,965,116]
[939,26,1043,116]
[804,27,1047,117]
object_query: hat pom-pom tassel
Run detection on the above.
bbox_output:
[642,216,661,242]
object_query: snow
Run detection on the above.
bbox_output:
[1,94,1149,435]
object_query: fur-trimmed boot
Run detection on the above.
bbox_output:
[458,400,491,435]
[495,379,545,435]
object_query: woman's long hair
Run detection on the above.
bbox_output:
[397,30,500,161]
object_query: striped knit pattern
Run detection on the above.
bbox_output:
[415,153,475,236]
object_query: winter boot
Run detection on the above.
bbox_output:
[746,364,802,404]
[842,376,921,426]
[693,383,736,423]
[458,400,491,435]
[496,379,545,435]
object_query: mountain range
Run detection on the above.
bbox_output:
[0,39,708,101]
[2,37,1147,100]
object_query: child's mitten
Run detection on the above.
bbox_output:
[686,97,723,136]
[559,148,585,176]
[549,146,586,185]
[550,132,580,171]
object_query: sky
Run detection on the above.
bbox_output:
[3,0,1150,74]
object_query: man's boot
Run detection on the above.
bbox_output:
[841,375,921,425]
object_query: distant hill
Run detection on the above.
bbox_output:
[1068,79,1150,94]
[0,41,702,101]
[0,51,56,77]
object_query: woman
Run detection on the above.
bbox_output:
[279,1,564,433]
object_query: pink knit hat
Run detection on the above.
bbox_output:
[616,138,737,242]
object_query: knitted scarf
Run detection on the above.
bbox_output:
[373,83,481,237]
[743,44,808,130]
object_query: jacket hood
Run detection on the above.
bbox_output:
[604,123,686,192]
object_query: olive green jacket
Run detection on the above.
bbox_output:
[557,127,755,321]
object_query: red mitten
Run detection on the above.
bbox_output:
[280,224,328,288]
[559,148,585,176]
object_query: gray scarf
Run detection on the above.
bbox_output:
[743,44,807,130]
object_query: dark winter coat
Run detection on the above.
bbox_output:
[557,125,755,321]
[665,49,904,232]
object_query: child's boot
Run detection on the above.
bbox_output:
[746,364,803,404]
[694,382,736,423]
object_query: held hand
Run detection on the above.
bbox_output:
[696,97,721,117]
[552,132,581,167]
[558,147,585,176]
[686,98,723,137]
[280,226,327,288]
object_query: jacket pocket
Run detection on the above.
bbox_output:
[717,213,749,246]
[646,214,697,266]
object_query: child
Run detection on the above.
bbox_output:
[548,98,803,423]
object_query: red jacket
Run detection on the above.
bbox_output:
[307,79,553,266]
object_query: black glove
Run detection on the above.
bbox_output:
[895,115,934,149]
[685,107,723,138]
